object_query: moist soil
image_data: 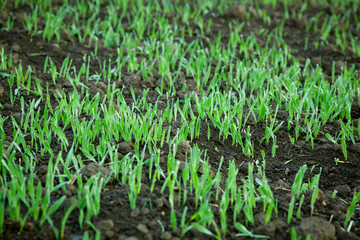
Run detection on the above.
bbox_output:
[0,1,360,240]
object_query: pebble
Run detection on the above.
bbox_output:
[95,219,114,231]
[223,6,247,20]
[334,184,351,196]
[177,141,191,155]
[3,103,13,110]
[88,85,105,100]
[11,43,21,52]
[0,85,4,97]
[136,223,149,234]
[80,162,113,181]
[105,230,115,238]
[0,10,8,22]
[130,207,141,217]
[12,53,20,65]
[124,237,139,240]
[250,8,259,18]
[155,197,165,208]
[142,208,150,215]
[350,143,360,152]
[60,28,74,43]
[97,81,107,93]
[148,220,158,228]
[142,77,155,88]
[312,57,321,66]
[335,60,345,71]
[145,234,153,240]
[64,184,78,197]
[161,231,172,240]
[275,179,289,188]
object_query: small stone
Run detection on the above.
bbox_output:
[64,184,77,197]
[155,197,165,208]
[155,79,165,88]
[0,10,8,22]
[23,221,36,230]
[88,85,105,100]
[12,112,21,122]
[12,53,19,65]
[11,43,21,52]
[142,208,150,215]
[136,223,149,234]
[0,85,4,97]
[275,179,289,189]
[2,141,10,149]
[178,161,187,171]
[148,220,158,228]
[334,184,351,196]
[124,74,141,87]
[80,162,113,182]
[95,219,114,231]
[117,235,127,240]
[131,207,141,217]
[14,11,25,23]
[177,141,191,155]
[312,57,321,66]
[335,60,345,71]
[105,230,115,238]
[124,237,139,240]
[250,8,259,18]
[161,231,172,240]
[142,77,155,88]
[223,6,247,20]
[97,81,107,93]
[350,143,360,152]
[145,234,153,240]
[56,83,62,92]
[4,103,13,110]
[63,79,72,87]
[59,28,74,43]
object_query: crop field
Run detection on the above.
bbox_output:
[0,0,360,239]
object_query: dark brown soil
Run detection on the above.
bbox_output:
[0,1,360,240]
